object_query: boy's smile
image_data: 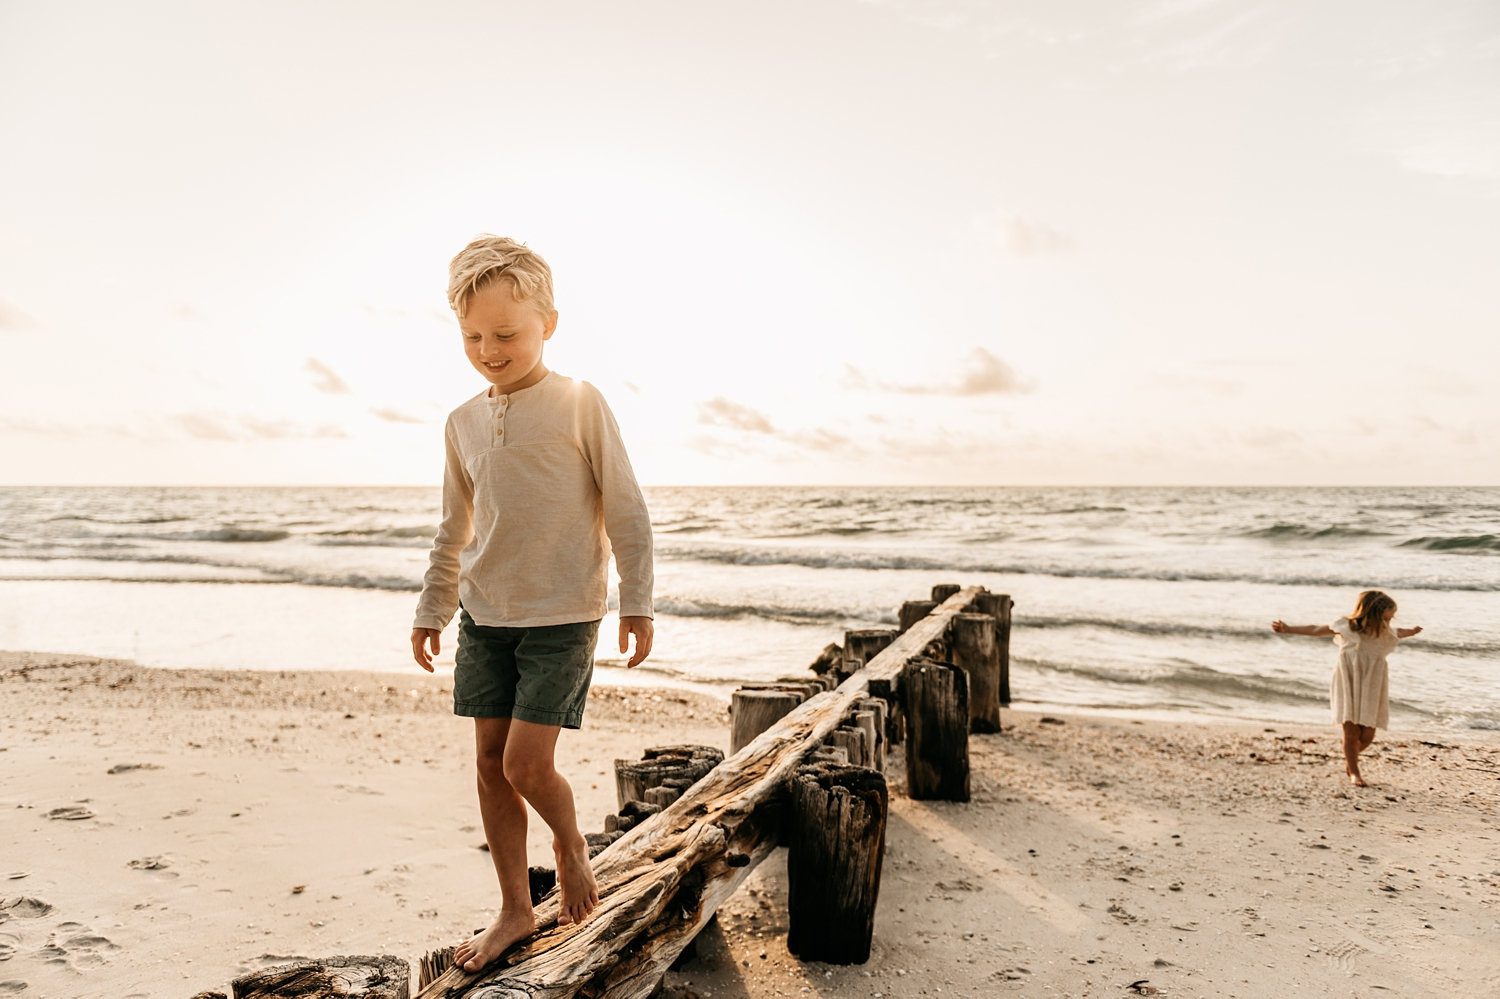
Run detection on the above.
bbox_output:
[460,280,557,395]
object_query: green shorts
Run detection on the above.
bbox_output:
[453,611,600,729]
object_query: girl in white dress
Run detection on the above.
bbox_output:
[1271,590,1422,787]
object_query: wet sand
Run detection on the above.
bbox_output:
[2,650,1497,998]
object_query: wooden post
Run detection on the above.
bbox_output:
[844,629,897,679]
[832,726,868,768]
[418,949,454,992]
[973,591,1014,705]
[852,707,880,770]
[856,697,887,770]
[730,689,805,754]
[930,583,961,603]
[901,658,970,802]
[898,599,937,634]
[808,642,842,677]
[950,612,1001,733]
[786,764,889,965]
[867,677,904,746]
[614,745,724,810]
[233,956,409,999]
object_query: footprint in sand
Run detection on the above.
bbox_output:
[0,932,16,961]
[0,899,54,920]
[46,805,95,821]
[1322,937,1368,973]
[107,763,163,774]
[39,922,120,971]
[127,852,171,870]
[0,981,27,995]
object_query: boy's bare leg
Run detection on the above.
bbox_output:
[502,719,599,926]
[455,717,536,972]
[1341,721,1367,786]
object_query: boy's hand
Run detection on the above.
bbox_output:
[619,616,654,668]
[411,627,441,672]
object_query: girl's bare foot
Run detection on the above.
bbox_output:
[1348,771,1367,787]
[555,836,599,926]
[454,907,535,973]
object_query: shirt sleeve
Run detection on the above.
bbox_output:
[1329,617,1354,639]
[412,417,474,632]
[576,383,655,619]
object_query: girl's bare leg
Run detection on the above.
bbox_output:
[455,717,537,972]
[1358,725,1377,752]
[1341,721,1367,787]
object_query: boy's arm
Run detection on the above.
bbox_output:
[412,419,475,657]
[577,384,654,623]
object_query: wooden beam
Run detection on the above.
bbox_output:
[416,587,984,999]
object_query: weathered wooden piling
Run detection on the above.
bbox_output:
[843,628,898,681]
[730,688,806,754]
[973,591,1014,705]
[898,599,938,634]
[930,583,961,603]
[786,764,889,964]
[232,956,409,999]
[856,696,888,769]
[901,658,970,801]
[867,676,905,746]
[808,642,842,677]
[831,725,869,768]
[613,745,724,811]
[950,611,1002,733]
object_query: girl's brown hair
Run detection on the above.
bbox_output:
[1349,589,1396,636]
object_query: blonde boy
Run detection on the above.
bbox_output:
[411,235,655,972]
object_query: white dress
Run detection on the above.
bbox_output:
[1329,617,1398,729]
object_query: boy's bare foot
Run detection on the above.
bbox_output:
[454,908,535,973]
[555,836,599,926]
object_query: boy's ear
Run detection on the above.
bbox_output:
[543,310,559,340]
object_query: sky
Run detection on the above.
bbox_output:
[2,0,1497,487]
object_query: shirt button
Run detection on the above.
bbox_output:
[496,428,504,437]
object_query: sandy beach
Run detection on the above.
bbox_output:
[3,650,1498,999]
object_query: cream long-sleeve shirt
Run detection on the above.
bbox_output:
[412,372,654,631]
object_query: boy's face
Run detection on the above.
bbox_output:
[460,280,557,395]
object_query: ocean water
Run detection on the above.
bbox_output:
[1,485,1497,731]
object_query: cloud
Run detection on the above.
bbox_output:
[0,415,81,436]
[242,418,349,440]
[694,397,861,455]
[973,213,1075,256]
[846,348,1033,397]
[172,412,348,441]
[369,407,425,424]
[0,301,39,332]
[697,397,776,434]
[786,428,857,453]
[174,413,238,441]
[305,358,352,395]
[1241,427,1302,448]
[1003,217,1075,256]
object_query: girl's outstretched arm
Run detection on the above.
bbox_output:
[1271,620,1336,637]
[1397,626,1423,639]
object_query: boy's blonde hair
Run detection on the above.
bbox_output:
[448,235,555,320]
